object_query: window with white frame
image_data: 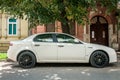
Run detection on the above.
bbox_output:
[8,18,17,36]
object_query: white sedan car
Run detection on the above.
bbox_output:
[7,32,117,68]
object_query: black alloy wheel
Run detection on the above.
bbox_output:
[18,51,36,68]
[90,51,109,68]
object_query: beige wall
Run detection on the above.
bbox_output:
[0,13,28,43]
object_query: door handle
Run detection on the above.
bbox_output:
[58,45,64,47]
[34,44,40,46]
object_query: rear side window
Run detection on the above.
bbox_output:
[33,34,53,42]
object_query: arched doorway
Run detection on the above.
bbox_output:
[90,16,109,46]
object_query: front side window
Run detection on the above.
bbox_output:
[8,18,17,36]
[33,34,53,42]
[56,34,75,43]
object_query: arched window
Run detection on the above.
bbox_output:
[8,18,17,36]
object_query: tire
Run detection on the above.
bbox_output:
[18,51,36,68]
[90,51,109,68]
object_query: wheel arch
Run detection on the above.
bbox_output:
[17,50,37,62]
[89,50,110,63]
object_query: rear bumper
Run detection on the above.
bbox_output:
[6,58,15,62]
[7,48,17,62]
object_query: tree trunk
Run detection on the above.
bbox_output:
[61,21,70,34]
[59,0,70,34]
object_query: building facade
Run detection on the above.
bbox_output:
[0,13,28,52]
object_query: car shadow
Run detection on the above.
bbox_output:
[10,62,119,69]
[11,63,91,69]
[35,63,91,68]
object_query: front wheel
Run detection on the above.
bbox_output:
[90,51,109,68]
[18,51,36,68]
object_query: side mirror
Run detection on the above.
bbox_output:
[74,39,83,44]
[74,39,80,43]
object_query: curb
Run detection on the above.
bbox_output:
[0,58,14,62]
[117,52,120,55]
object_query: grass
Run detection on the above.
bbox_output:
[0,53,7,60]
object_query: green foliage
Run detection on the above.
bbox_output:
[0,0,118,31]
[0,0,94,27]
[99,0,118,12]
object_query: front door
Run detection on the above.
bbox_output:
[56,34,86,62]
[90,23,108,46]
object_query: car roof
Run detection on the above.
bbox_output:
[34,32,72,36]
[36,32,66,35]
[24,32,71,40]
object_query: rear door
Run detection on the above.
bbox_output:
[32,33,57,62]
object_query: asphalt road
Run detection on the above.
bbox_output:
[0,61,120,80]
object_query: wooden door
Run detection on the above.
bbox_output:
[90,23,108,46]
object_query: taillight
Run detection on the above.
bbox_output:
[9,43,13,46]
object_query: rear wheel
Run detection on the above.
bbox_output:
[90,51,109,68]
[18,51,36,68]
